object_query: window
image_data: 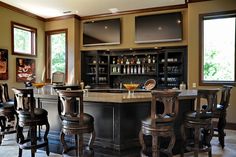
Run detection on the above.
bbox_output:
[45,29,67,82]
[11,22,37,56]
[200,11,236,85]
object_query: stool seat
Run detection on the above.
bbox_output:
[61,113,94,123]
[142,115,175,125]
[17,108,48,120]
[185,111,213,120]
[0,101,14,109]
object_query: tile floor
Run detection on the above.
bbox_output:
[0,129,235,157]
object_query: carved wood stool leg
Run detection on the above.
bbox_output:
[152,134,158,157]
[31,125,37,157]
[180,124,186,157]
[60,131,68,153]
[194,127,200,157]
[44,122,50,156]
[18,147,22,157]
[139,130,146,153]
[79,133,83,157]
[218,112,226,148]
[88,130,95,148]
[166,132,175,157]
[0,116,6,145]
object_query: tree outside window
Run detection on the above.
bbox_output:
[200,11,236,85]
[11,22,37,56]
[45,29,67,82]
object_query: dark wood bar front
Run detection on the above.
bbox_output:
[34,86,197,155]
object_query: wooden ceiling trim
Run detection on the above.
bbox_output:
[0,1,45,21]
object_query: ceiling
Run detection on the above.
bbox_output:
[0,0,186,18]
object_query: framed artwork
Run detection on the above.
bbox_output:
[0,49,8,80]
[16,58,36,82]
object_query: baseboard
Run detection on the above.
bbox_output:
[213,121,236,130]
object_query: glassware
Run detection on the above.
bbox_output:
[32,82,45,94]
[123,83,139,97]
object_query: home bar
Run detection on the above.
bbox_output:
[0,0,236,157]
[34,87,196,152]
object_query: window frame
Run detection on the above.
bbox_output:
[11,21,37,56]
[45,29,68,83]
[199,10,236,86]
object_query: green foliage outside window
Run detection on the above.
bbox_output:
[14,28,31,54]
[51,33,66,74]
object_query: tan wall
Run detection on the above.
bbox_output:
[80,8,188,51]
[0,6,45,97]
[45,18,80,84]
[188,0,236,123]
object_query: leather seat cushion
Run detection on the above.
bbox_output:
[18,108,48,119]
[202,104,224,111]
[185,111,212,120]
[142,115,175,126]
[0,101,15,112]
[61,113,94,125]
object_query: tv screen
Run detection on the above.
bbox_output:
[83,18,121,46]
[135,12,182,43]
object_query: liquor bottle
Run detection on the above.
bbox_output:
[112,58,116,64]
[117,57,120,64]
[141,65,145,74]
[138,65,141,74]
[152,56,156,63]
[130,66,133,74]
[127,65,130,74]
[123,65,126,74]
[136,58,141,64]
[147,55,151,63]
[134,66,137,74]
[120,57,124,64]
[126,58,130,65]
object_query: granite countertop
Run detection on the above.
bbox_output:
[34,85,197,103]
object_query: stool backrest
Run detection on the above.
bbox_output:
[12,88,35,116]
[57,90,83,118]
[196,89,219,117]
[220,85,233,110]
[0,83,11,102]
[151,90,180,120]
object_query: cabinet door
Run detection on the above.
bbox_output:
[97,55,109,85]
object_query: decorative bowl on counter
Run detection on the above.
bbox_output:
[144,79,156,90]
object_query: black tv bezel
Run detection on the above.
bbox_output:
[135,12,183,44]
[83,18,121,46]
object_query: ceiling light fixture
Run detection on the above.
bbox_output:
[63,11,72,14]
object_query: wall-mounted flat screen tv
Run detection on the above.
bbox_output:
[83,18,121,46]
[135,12,183,43]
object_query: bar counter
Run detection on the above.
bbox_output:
[34,86,197,154]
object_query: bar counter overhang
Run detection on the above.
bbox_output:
[34,86,197,154]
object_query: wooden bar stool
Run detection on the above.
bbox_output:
[12,88,50,157]
[181,89,219,157]
[0,83,17,145]
[57,90,95,157]
[202,85,233,148]
[139,90,180,157]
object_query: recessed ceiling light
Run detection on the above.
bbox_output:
[63,11,72,14]
[109,8,119,14]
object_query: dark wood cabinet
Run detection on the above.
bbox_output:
[81,46,187,89]
[81,51,110,88]
[157,47,187,88]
